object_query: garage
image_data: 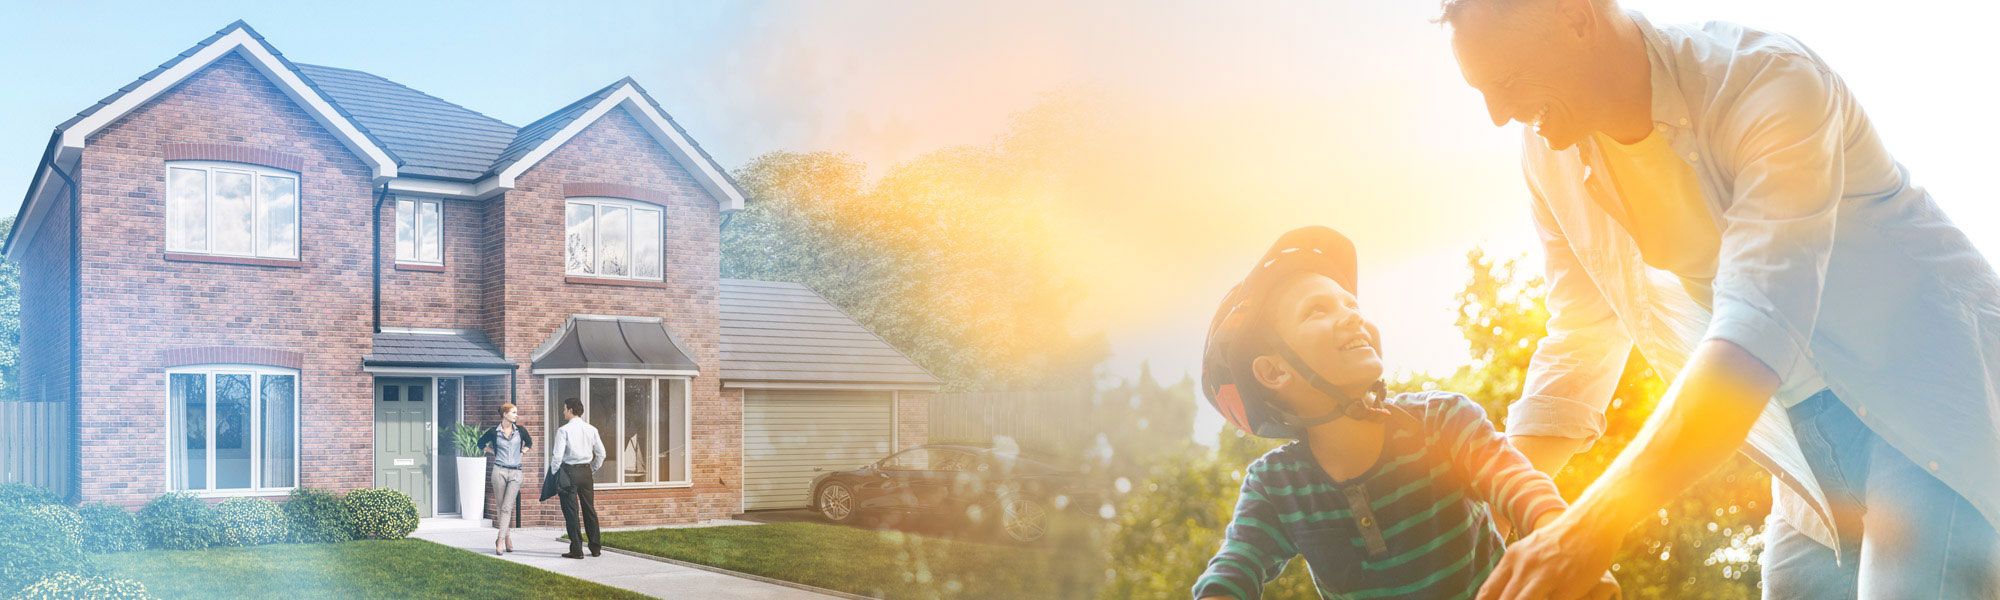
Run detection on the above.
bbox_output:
[742,389,894,510]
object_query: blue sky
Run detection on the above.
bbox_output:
[6,1,1997,442]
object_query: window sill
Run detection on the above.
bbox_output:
[174,487,297,499]
[564,275,668,289]
[395,262,445,272]
[165,252,304,268]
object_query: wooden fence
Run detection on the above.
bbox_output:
[928,389,1096,458]
[0,401,70,495]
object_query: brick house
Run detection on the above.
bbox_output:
[4,21,939,527]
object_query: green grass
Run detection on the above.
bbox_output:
[95,539,650,599]
[600,520,1110,600]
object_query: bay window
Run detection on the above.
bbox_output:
[545,376,688,486]
[564,197,663,280]
[165,161,299,260]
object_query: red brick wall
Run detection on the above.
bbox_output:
[496,106,732,526]
[896,391,932,451]
[74,54,379,505]
[380,196,487,330]
[18,186,75,408]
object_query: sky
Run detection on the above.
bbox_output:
[5,1,1997,441]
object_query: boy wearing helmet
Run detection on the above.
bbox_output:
[1193,226,1617,600]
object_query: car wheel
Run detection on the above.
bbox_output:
[818,483,858,524]
[996,490,1050,543]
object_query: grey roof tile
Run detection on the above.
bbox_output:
[294,63,517,181]
[718,279,940,387]
[364,330,511,369]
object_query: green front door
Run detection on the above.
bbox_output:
[374,378,433,517]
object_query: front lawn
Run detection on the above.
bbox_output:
[96,539,649,599]
[600,520,1109,599]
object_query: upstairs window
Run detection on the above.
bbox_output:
[565,197,662,280]
[165,161,299,260]
[395,198,443,265]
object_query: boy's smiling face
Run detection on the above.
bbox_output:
[1251,271,1384,415]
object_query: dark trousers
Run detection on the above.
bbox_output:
[557,463,601,553]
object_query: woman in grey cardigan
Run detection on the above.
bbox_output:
[477,402,532,556]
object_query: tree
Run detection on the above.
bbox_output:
[723,149,1105,392]
[0,216,17,400]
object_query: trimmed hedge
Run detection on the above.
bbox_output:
[283,488,351,544]
[12,572,156,600]
[342,488,418,541]
[216,498,289,546]
[137,493,220,550]
[0,504,90,598]
[30,504,85,547]
[0,483,61,510]
[78,503,142,554]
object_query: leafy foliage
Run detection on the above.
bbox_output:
[722,150,1105,392]
[137,493,220,551]
[11,572,155,600]
[0,216,18,400]
[342,488,418,541]
[0,483,61,510]
[77,503,142,554]
[31,504,85,547]
[0,503,91,598]
[215,498,288,546]
[449,423,484,458]
[283,488,351,544]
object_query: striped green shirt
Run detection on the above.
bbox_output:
[1193,392,1566,600]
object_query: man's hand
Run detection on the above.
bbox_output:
[1587,571,1622,600]
[1476,509,1623,600]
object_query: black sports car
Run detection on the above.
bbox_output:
[807,443,1096,543]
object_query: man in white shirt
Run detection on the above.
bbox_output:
[1439,0,2000,598]
[548,396,606,558]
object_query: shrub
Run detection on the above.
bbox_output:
[0,504,90,598]
[137,493,220,550]
[0,483,61,510]
[11,572,156,600]
[30,504,85,547]
[342,487,418,540]
[77,503,142,554]
[283,488,351,544]
[216,498,289,546]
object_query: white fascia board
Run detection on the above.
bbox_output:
[57,29,398,181]
[386,176,509,200]
[721,380,943,392]
[495,84,744,211]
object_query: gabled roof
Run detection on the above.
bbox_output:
[294,64,517,181]
[719,279,942,389]
[55,21,398,179]
[488,78,746,211]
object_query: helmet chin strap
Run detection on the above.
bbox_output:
[1268,337,1392,430]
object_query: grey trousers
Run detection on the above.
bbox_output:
[489,466,522,539]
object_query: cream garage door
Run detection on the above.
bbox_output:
[743,389,894,510]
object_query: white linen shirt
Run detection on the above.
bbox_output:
[548,417,606,474]
[1512,12,2000,554]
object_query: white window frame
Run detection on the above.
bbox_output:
[545,375,691,489]
[163,161,301,260]
[395,197,444,265]
[163,364,301,497]
[563,197,663,281]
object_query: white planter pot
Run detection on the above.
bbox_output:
[456,456,486,522]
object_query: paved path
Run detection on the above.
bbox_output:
[413,518,846,600]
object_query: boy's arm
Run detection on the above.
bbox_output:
[1437,396,1567,535]
[1191,465,1298,600]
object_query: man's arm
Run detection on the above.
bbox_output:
[590,429,607,472]
[548,426,567,474]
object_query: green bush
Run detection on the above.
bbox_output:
[11,572,156,600]
[342,488,419,541]
[215,498,289,546]
[77,503,142,554]
[282,488,351,544]
[137,493,220,550]
[0,504,90,598]
[30,504,85,547]
[0,483,61,510]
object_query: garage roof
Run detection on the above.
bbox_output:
[531,315,699,375]
[719,279,941,389]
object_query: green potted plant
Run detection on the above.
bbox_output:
[449,422,487,522]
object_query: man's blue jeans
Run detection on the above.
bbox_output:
[1762,391,2000,599]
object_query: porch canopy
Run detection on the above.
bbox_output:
[362,329,512,374]
[531,315,699,376]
